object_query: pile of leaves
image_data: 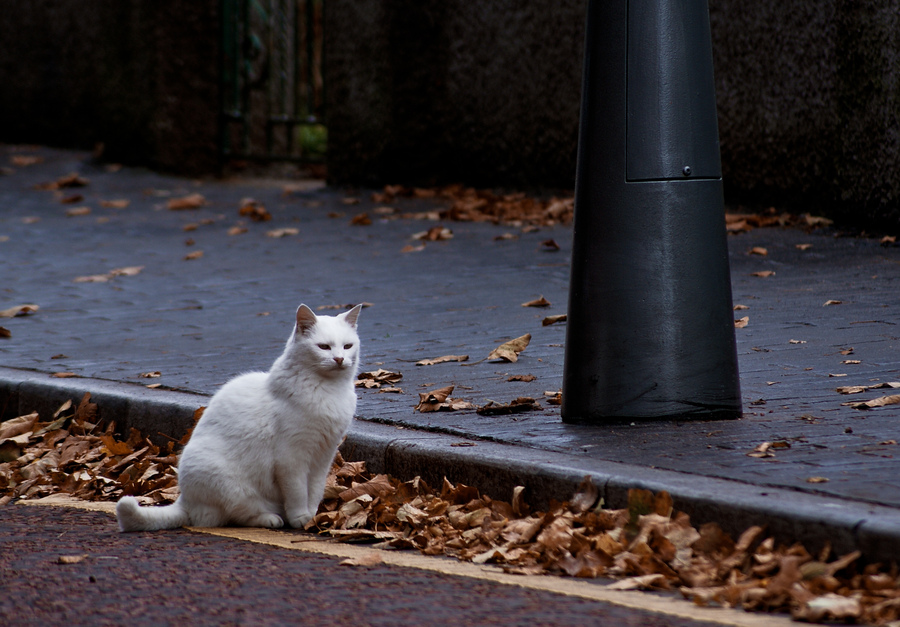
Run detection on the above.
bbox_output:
[313,459,900,625]
[4,400,900,624]
[0,394,182,506]
[371,184,574,227]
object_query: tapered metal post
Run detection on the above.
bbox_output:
[562,0,742,423]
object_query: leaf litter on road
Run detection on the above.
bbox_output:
[2,401,900,624]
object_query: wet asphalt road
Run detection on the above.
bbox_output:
[1,504,732,627]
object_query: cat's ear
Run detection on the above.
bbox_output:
[295,304,318,335]
[340,303,363,329]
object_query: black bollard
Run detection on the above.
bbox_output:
[562,0,742,423]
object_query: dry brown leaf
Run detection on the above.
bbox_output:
[340,552,383,567]
[749,247,768,256]
[751,271,775,278]
[238,198,271,222]
[823,300,843,306]
[36,173,89,190]
[11,155,42,167]
[507,374,536,382]
[356,369,402,389]
[0,326,9,338]
[488,334,531,363]
[183,250,204,261]
[734,316,749,328]
[476,397,540,416]
[846,394,900,410]
[416,355,469,366]
[57,554,89,565]
[0,304,39,318]
[522,296,551,308]
[542,314,567,326]
[350,213,371,226]
[413,226,453,241]
[100,199,130,209]
[65,207,91,217]
[167,193,206,210]
[266,228,299,238]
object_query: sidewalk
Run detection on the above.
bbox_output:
[2,145,899,560]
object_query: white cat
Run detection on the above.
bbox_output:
[116,304,362,532]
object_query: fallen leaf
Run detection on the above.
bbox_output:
[238,198,271,221]
[65,207,91,217]
[542,314,567,326]
[50,372,78,378]
[401,244,425,253]
[476,397,540,416]
[521,296,551,308]
[167,193,207,210]
[841,360,861,365]
[36,173,89,190]
[751,270,775,278]
[57,554,88,565]
[823,300,843,306]
[540,239,560,252]
[606,574,666,590]
[796,243,812,250]
[488,334,531,363]
[416,355,469,366]
[733,304,749,310]
[350,213,371,226]
[0,326,9,338]
[806,477,829,483]
[100,199,130,209]
[342,197,360,206]
[139,372,161,379]
[0,304,39,318]
[60,194,84,204]
[734,316,749,328]
[415,385,465,412]
[846,394,900,410]
[266,228,299,238]
[183,250,204,260]
[228,226,248,236]
[881,235,897,246]
[413,226,452,241]
[356,369,403,389]
[11,155,42,167]
[789,339,806,344]
[507,374,536,382]
[340,552,383,567]
[749,247,768,256]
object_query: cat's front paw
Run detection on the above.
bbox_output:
[252,513,285,529]
[287,511,314,528]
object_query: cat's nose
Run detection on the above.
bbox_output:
[333,356,344,365]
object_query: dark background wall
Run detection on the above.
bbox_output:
[1,1,898,230]
[324,0,900,231]
[0,0,220,176]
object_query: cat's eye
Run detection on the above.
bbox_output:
[343,343,353,350]
[317,343,330,350]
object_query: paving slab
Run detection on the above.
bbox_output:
[2,145,899,558]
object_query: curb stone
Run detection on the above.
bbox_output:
[3,367,900,561]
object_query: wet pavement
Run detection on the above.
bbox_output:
[1,145,899,559]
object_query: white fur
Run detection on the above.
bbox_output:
[116,304,362,532]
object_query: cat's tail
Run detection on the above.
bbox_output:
[116,496,191,532]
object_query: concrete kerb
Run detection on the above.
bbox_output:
[3,366,899,562]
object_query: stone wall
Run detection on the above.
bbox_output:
[325,0,900,230]
[0,0,220,176]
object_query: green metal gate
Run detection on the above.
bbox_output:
[221,0,325,163]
